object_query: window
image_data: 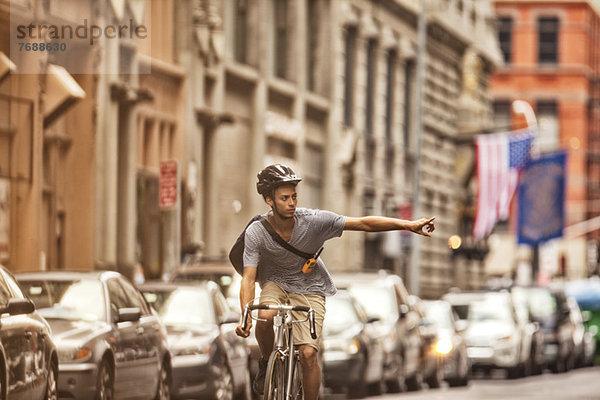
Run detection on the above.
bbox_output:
[385,50,396,143]
[385,50,397,178]
[404,59,416,153]
[0,272,11,306]
[365,39,377,137]
[234,0,248,63]
[536,101,560,152]
[344,27,357,127]
[306,0,319,91]
[107,279,130,311]
[304,144,324,208]
[493,100,512,129]
[498,17,513,64]
[273,0,288,79]
[538,17,559,64]
[365,39,377,173]
[119,278,151,315]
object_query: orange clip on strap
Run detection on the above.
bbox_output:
[302,247,324,274]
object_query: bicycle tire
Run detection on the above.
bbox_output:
[264,351,286,400]
[291,355,303,400]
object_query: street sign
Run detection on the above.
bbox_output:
[159,160,179,209]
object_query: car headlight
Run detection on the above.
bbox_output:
[324,338,361,355]
[435,338,453,355]
[58,346,92,362]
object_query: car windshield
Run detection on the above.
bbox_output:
[348,284,398,320]
[20,279,105,322]
[423,302,454,330]
[144,287,216,326]
[323,296,361,334]
[515,287,556,319]
[468,299,513,323]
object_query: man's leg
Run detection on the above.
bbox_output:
[298,345,320,400]
[256,308,277,358]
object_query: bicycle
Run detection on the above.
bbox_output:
[241,303,317,400]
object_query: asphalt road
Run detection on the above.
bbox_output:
[345,366,600,400]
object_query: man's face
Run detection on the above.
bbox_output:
[267,184,297,218]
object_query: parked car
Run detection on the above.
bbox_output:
[334,271,423,392]
[506,287,546,375]
[459,291,530,378]
[410,296,443,388]
[512,285,575,372]
[17,270,172,400]
[420,300,470,387]
[168,265,263,380]
[139,281,252,400]
[168,263,237,296]
[566,296,596,367]
[0,265,58,400]
[322,290,385,398]
[564,277,600,364]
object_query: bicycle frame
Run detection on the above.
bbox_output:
[242,303,316,400]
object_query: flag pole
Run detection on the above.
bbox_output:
[511,99,539,284]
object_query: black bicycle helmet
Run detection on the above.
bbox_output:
[256,164,302,197]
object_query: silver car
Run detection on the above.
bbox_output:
[17,271,172,400]
[464,292,530,377]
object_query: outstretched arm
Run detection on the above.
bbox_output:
[344,216,436,237]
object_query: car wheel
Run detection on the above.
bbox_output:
[426,364,443,389]
[155,360,170,400]
[385,354,405,393]
[405,372,422,392]
[214,364,234,400]
[96,359,114,400]
[45,363,58,400]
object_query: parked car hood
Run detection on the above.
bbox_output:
[165,324,219,346]
[46,318,110,344]
[466,321,514,340]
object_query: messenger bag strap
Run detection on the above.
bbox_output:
[259,217,314,259]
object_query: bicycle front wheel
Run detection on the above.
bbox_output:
[264,351,286,400]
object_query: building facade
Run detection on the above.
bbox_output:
[191,0,501,298]
[489,0,600,281]
[0,0,187,280]
[1,0,501,298]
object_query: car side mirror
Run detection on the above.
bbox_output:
[117,307,141,323]
[399,304,409,318]
[3,298,35,315]
[581,310,592,323]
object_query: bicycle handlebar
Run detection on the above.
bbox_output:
[241,303,318,339]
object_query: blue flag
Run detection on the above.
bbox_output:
[517,151,567,245]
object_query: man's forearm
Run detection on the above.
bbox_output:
[239,277,256,313]
[355,216,415,232]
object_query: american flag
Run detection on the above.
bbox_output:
[472,129,534,240]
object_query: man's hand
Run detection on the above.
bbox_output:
[235,317,252,338]
[410,216,436,237]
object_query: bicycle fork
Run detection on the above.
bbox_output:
[274,312,299,400]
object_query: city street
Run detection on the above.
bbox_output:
[345,367,600,400]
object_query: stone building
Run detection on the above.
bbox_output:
[1,0,501,298]
[190,0,501,298]
[0,0,186,280]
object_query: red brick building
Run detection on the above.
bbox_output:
[490,0,600,277]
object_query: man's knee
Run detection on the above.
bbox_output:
[299,345,318,366]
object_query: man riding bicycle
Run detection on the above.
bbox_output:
[235,164,435,400]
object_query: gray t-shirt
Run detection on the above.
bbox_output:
[243,208,346,297]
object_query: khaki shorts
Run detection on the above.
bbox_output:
[260,281,326,351]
